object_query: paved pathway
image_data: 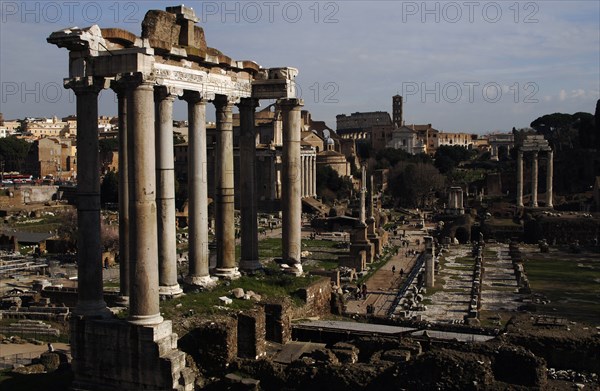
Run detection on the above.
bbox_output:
[345,223,428,317]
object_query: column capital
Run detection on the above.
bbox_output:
[180,90,214,104]
[276,98,304,109]
[214,94,240,108]
[113,72,156,91]
[65,76,108,95]
[237,97,260,110]
[154,85,182,102]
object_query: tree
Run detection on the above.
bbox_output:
[434,145,476,174]
[316,165,352,204]
[100,171,119,205]
[388,162,444,208]
[0,136,31,172]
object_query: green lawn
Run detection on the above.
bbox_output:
[526,255,600,325]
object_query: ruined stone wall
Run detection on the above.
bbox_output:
[292,277,332,318]
[528,216,600,244]
[237,307,266,359]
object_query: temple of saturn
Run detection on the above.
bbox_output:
[47,5,304,389]
[516,135,553,208]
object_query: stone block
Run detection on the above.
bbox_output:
[38,352,60,371]
[141,10,180,45]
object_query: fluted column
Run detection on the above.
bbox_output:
[279,98,304,273]
[517,150,524,207]
[238,98,261,272]
[155,87,183,297]
[214,95,240,278]
[66,76,110,319]
[181,91,214,287]
[111,80,130,305]
[546,150,553,208]
[127,75,162,325]
[531,151,538,207]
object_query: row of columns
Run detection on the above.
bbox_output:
[69,74,304,324]
[301,153,316,198]
[490,144,512,160]
[516,149,553,208]
[448,187,464,210]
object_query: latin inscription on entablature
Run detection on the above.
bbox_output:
[153,63,251,97]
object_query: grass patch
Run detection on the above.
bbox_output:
[526,255,600,325]
[160,274,321,318]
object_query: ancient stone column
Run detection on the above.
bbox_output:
[155,86,182,297]
[279,98,304,273]
[310,156,315,197]
[181,91,214,286]
[127,75,162,325]
[424,236,435,288]
[546,150,553,208]
[111,81,129,305]
[531,151,538,207]
[214,95,240,278]
[360,163,367,224]
[238,98,261,272]
[66,76,110,318]
[301,155,306,198]
[517,150,524,207]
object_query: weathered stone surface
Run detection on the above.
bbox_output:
[12,363,46,374]
[180,317,238,373]
[231,288,245,299]
[38,352,60,371]
[70,318,193,391]
[293,277,333,318]
[141,10,180,45]
[264,298,292,344]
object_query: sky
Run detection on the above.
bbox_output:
[0,0,598,134]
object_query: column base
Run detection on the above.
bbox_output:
[128,313,164,326]
[184,275,218,289]
[115,295,129,307]
[74,300,112,319]
[282,263,303,276]
[213,267,241,280]
[159,284,184,298]
[239,259,262,273]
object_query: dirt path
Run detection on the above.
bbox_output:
[0,342,70,358]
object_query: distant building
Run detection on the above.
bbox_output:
[25,137,76,179]
[386,125,424,154]
[435,132,474,149]
[24,116,70,138]
[317,137,351,178]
